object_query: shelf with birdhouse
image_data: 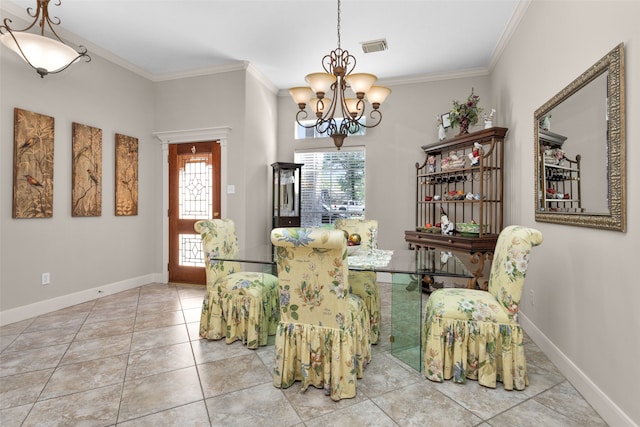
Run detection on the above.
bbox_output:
[404,127,508,290]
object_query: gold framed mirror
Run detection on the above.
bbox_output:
[534,43,625,232]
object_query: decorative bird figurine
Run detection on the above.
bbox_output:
[24,175,43,187]
[86,169,99,185]
[20,136,40,149]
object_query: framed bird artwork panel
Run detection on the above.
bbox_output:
[115,133,138,216]
[12,108,55,218]
[72,122,102,217]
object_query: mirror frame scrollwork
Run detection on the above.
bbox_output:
[534,43,626,232]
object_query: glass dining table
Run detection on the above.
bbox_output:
[213,244,472,371]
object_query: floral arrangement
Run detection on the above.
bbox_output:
[449,88,483,134]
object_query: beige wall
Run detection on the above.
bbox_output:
[491,1,639,425]
[243,69,279,248]
[152,67,278,249]
[0,52,162,312]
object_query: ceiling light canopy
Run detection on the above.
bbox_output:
[0,0,90,78]
[289,0,391,149]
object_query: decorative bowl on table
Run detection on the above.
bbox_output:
[455,222,488,237]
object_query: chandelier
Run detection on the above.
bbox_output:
[1,0,90,78]
[288,0,391,149]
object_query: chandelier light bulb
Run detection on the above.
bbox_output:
[305,72,336,98]
[366,86,392,109]
[310,98,332,116]
[345,73,377,97]
[288,87,314,109]
[344,98,361,117]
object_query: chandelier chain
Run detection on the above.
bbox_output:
[336,0,341,49]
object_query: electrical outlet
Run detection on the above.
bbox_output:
[41,272,50,285]
[529,289,534,305]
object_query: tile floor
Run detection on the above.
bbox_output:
[0,282,607,426]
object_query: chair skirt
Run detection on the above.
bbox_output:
[200,271,279,349]
[348,271,381,344]
[422,289,528,390]
[273,294,372,401]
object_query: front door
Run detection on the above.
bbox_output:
[168,141,221,284]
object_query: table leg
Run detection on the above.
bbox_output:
[468,252,493,290]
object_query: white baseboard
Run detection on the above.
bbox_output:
[520,313,637,427]
[0,274,162,326]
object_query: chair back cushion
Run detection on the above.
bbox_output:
[271,228,349,329]
[194,219,242,286]
[334,218,378,252]
[488,225,543,318]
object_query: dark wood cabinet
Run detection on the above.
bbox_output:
[404,127,508,289]
[271,162,303,228]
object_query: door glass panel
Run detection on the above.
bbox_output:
[179,154,213,219]
[179,233,205,267]
[178,153,211,268]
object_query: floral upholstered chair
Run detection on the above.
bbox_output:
[334,218,381,344]
[422,225,543,390]
[271,227,372,401]
[195,219,279,349]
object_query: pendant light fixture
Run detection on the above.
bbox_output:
[289,0,391,149]
[1,0,90,78]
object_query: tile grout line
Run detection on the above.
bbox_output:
[114,286,142,425]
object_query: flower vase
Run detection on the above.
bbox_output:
[458,116,471,135]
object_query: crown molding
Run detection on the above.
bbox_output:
[488,0,532,72]
[245,62,279,95]
[153,127,231,145]
[150,61,249,83]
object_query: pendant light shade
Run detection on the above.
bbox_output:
[0,0,90,77]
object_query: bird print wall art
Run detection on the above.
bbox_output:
[115,133,138,216]
[12,108,54,218]
[72,123,102,216]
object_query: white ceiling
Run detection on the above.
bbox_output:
[1,0,524,89]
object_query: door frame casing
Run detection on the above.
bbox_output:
[154,127,231,284]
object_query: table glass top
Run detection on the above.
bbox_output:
[219,245,471,278]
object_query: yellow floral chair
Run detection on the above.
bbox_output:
[334,218,381,344]
[422,225,543,390]
[195,219,279,349]
[271,227,372,401]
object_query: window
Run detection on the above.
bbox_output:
[294,147,366,227]
[294,118,366,140]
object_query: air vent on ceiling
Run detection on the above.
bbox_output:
[361,39,388,54]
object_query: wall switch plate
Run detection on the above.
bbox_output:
[529,289,534,305]
[227,184,235,194]
[42,272,50,285]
